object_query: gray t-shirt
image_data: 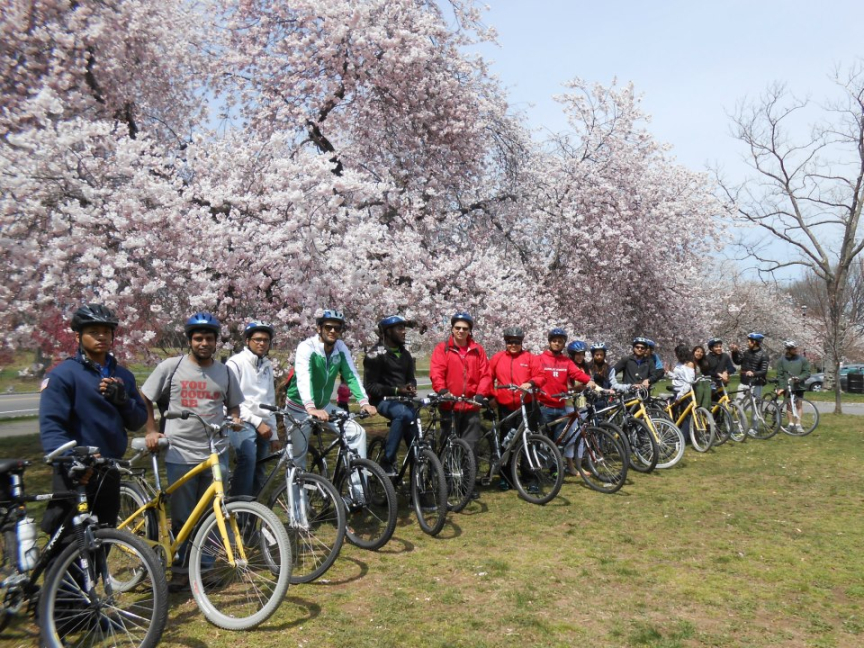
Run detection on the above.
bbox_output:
[141,355,242,464]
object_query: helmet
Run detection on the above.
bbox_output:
[632,336,650,347]
[590,342,608,353]
[548,328,567,341]
[244,321,274,339]
[451,312,474,329]
[378,315,415,331]
[645,339,656,350]
[70,304,119,333]
[707,337,723,348]
[502,326,525,339]
[184,312,221,337]
[316,309,345,326]
[747,332,765,342]
[784,340,798,349]
[567,340,588,354]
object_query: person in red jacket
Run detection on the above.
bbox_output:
[429,312,493,500]
[488,326,541,490]
[534,328,596,475]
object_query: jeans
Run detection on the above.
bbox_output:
[228,423,270,498]
[376,399,418,463]
[166,454,229,570]
[540,405,573,457]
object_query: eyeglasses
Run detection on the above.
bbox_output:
[505,340,522,346]
[453,326,470,332]
[322,324,343,333]
[249,337,271,344]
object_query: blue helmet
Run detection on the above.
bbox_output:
[645,339,656,350]
[632,336,650,347]
[707,337,723,348]
[548,328,568,341]
[244,320,274,339]
[378,315,415,332]
[451,312,474,329]
[184,312,221,337]
[590,342,608,353]
[567,340,588,354]
[316,309,345,326]
[747,332,765,342]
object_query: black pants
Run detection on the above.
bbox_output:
[41,465,121,537]
[439,409,481,454]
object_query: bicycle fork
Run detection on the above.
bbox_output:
[284,466,311,530]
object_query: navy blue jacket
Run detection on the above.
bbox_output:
[39,352,147,458]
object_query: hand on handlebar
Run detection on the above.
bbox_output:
[360,404,377,417]
[308,407,330,422]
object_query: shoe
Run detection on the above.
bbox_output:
[168,573,190,593]
[470,490,480,501]
[527,483,540,495]
[418,494,438,512]
[498,477,511,491]
[380,459,398,477]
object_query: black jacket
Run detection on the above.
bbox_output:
[363,343,416,406]
[612,355,663,385]
[704,352,736,382]
[731,347,769,385]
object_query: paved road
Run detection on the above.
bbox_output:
[0,392,40,418]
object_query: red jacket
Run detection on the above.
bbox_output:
[535,349,591,408]
[489,349,540,409]
[430,336,493,411]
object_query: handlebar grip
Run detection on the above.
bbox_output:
[260,403,278,411]
[44,439,78,463]
[164,411,188,420]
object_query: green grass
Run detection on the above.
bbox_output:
[3,414,863,647]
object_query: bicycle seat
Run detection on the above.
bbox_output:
[0,458,29,475]
[131,437,170,452]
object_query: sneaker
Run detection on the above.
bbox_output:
[418,494,438,512]
[470,489,480,501]
[527,483,540,495]
[168,573,190,593]
[380,459,398,477]
[498,477,511,491]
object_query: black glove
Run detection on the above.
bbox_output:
[437,389,450,396]
[102,381,129,407]
[473,394,488,406]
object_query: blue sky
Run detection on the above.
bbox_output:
[472,0,864,181]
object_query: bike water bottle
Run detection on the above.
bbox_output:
[17,516,38,571]
[502,428,516,446]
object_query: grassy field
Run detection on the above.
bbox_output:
[2,414,863,647]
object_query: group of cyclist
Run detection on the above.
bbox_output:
[38,303,813,596]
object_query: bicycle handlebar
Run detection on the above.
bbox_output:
[165,410,236,435]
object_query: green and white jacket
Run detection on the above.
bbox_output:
[285,336,369,411]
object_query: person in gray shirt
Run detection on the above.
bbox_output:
[140,312,242,590]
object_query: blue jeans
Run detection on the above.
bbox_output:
[540,405,574,457]
[228,423,270,498]
[166,454,229,570]
[376,399,418,463]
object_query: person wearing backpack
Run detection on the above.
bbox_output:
[140,312,243,591]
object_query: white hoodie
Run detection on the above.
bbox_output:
[227,346,277,430]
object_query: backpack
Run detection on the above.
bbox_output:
[156,356,185,433]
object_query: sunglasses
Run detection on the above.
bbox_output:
[453,326,471,332]
[322,324,343,333]
[505,339,523,345]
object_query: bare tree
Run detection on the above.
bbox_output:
[721,63,864,414]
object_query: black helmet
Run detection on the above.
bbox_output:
[502,326,525,339]
[70,304,119,333]
[184,312,221,337]
[707,337,723,348]
[451,312,474,329]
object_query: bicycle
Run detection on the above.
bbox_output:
[709,381,748,444]
[472,387,565,505]
[764,379,820,436]
[737,383,782,440]
[425,394,478,512]
[658,377,717,452]
[306,410,398,549]
[596,390,659,471]
[235,403,347,584]
[541,389,629,493]
[366,396,449,534]
[117,411,292,630]
[2,440,168,648]
[622,387,685,469]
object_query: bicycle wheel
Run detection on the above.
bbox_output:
[336,457,397,551]
[366,436,385,465]
[40,528,168,648]
[269,473,346,584]
[511,434,564,505]
[622,417,658,473]
[782,398,820,436]
[410,448,448,536]
[712,406,732,446]
[743,398,780,439]
[650,418,685,469]
[440,437,477,513]
[475,430,494,485]
[690,407,716,452]
[577,426,627,493]
[189,500,291,630]
[118,480,158,543]
[727,401,748,443]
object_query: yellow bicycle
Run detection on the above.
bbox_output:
[118,410,292,630]
[661,378,717,452]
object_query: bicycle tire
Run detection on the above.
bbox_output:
[690,407,716,452]
[727,401,748,443]
[39,527,168,648]
[118,480,159,543]
[189,500,291,630]
[366,436,385,466]
[268,473,346,584]
[410,448,448,536]
[649,418,685,469]
[440,437,477,513]
[475,430,495,484]
[622,417,658,473]
[712,406,732,446]
[338,457,397,551]
[511,434,564,505]
[744,398,780,439]
[577,426,628,493]
[781,398,820,436]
